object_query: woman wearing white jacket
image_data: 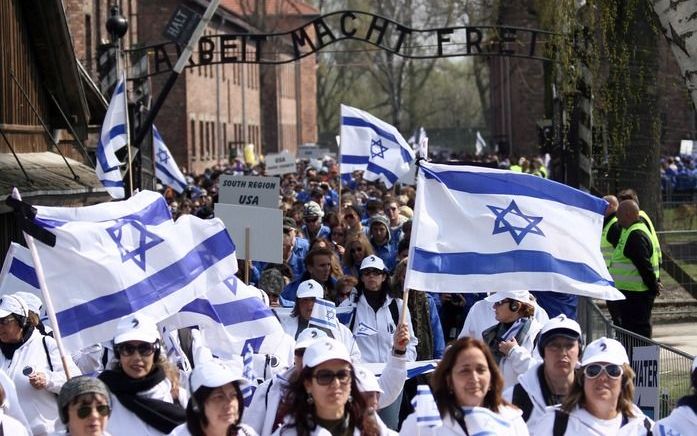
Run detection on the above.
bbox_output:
[654,357,697,436]
[481,291,542,389]
[400,337,528,435]
[0,295,80,435]
[531,337,653,436]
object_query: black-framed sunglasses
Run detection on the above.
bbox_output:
[76,404,111,419]
[0,316,17,325]
[584,363,623,379]
[118,342,157,357]
[313,369,352,386]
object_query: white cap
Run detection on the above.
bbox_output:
[190,358,248,393]
[13,292,42,314]
[484,290,534,305]
[354,364,383,393]
[295,327,328,350]
[302,338,351,368]
[113,313,160,345]
[296,279,323,299]
[0,295,28,318]
[580,337,629,367]
[538,315,583,354]
[360,255,387,272]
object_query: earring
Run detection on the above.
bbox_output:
[307,393,314,405]
[347,394,353,404]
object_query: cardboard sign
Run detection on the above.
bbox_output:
[214,203,282,263]
[680,139,695,156]
[265,151,296,176]
[218,175,279,209]
[631,345,660,419]
[298,146,330,160]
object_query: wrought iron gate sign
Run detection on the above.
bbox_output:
[129,10,555,79]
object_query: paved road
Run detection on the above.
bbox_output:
[653,322,697,357]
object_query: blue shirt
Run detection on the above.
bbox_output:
[287,237,309,279]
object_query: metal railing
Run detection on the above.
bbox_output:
[577,297,695,419]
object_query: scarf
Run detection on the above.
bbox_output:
[99,366,185,433]
[0,326,35,360]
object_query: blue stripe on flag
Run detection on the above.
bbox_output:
[56,229,235,336]
[411,248,614,287]
[36,195,171,229]
[421,166,607,214]
[107,124,126,141]
[100,179,125,188]
[341,116,412,163]
[407,363,437,379]
[182,297,274,325]
[96,138,119,173]
[341,155,370,164]
[242,337,265,353]
[416,416,442,423]
[367,162,399,185]
[9,258,39,289]
[115,80,125,95]
[155,163,187,190]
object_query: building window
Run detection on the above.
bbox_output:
[190,119,196,158]
[199,120,204,158]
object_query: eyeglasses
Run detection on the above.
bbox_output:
[118,342,156,357]
[76,404,111,419]
[493,299,511,307]
[0,316,16,325]
[313,369,352,386]
[584,363,623,379]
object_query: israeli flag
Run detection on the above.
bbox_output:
[355,321,378,337]
[309,298,339,332]
[96,75,128,199]
[411,385,442,428]
[241,343,257,405]
[340,104,415,188]
[31,190,238,351]
[161,275,283,342]
[475,131,486,155]
[153,125,187,193]
[460,407,517,433]
[0,242,40,296]
[406,162,624,300]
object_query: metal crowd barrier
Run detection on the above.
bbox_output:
[577,297,695,419]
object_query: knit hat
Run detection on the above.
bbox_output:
[259,268,285,296]
[303,201,324,218]
[369,215,390,230]
[58,376,111,423]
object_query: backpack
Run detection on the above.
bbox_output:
[511,384,534,422]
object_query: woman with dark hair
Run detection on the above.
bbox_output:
[400,337,528,435]
[656,356,697,435]
[99,314,185,435]
[532,337,653,435]
[273,338,389,435]
[169,359,256,436]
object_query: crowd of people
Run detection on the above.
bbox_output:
[0,152,695,436]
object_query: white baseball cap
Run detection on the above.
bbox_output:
[580,337,629,367]
[113,313,160,345]
[13,292,42,314]
[190,358,248,393]
[302,338,351,368]
[538,314,582,354]
[295,327,328,350]
[484,290,534,304]
[354,364,383,393]
[296,279,323,299]
[0,295,28,318]
[360,255,387,272]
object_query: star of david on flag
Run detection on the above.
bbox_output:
[340,104,415,188]
[405,162,624,300]
[29,190,239,351]
[96,72,128,199]
[153,125,187,193]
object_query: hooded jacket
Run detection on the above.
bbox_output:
[654,395,697,436]
[531,404,653,435]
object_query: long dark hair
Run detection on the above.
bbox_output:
[276,365,379,436]
[431,337,508,418]
[185,382,245,436]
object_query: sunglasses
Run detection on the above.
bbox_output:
[304,217,319,223]
[76,404,111,419]
[118,342,157,357]
[584,363,623,379]
[493,299,512,307]
[313,369,352,386]
[0,316,17,325]
[344,214,356,220]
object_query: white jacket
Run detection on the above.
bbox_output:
[377,354,407,409]
[339,294,417,363]
[458,300,549,340]
[0,368,30,429]
[531,404,653,436]
[105,378,177,436]
[272,413,395,436]
[655,403,697,436]
[502,362,553,429]
[0,409,30,436]
[169,422,258,435]
[0,330,81,435]
[400,405,529,435]
[280,316,362,363]
[242,367,294,436]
